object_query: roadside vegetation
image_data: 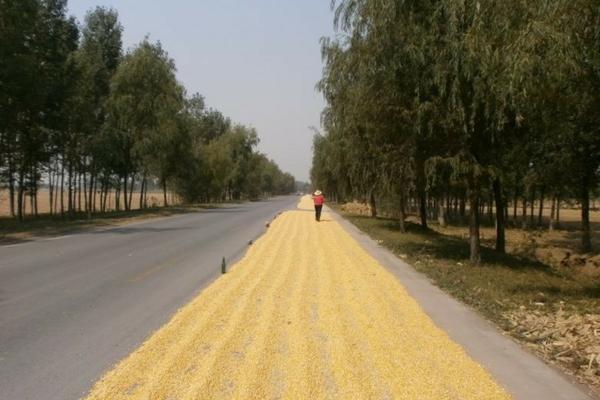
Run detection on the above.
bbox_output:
[0,1,296,222]
[312,0,599,261]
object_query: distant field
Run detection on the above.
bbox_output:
[0,189,180,216]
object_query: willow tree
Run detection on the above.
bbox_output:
[316,0,596,263]
[319,1,437,221]
[562,0,600,252]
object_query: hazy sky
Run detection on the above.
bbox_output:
[67,0,337,182]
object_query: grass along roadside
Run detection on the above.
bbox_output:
[334,208,600,393]
[0,204,219,244]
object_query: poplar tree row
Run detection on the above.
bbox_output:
[0,1,295,220]
[312,0,599,261]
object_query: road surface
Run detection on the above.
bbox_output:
[0,196,299,400]
[84,196,594,400]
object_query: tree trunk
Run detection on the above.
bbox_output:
[143,182,148,208]
[17,168,25,221]
[468,184,481,264]
[419,191,427,228]
[549,196,556,231]
[529,187,535,227]
[53,160,59,214]
[581,180,592,253]
[163,179,168,207]
[123,173,129,211]
[556,195,561,229]
[487,193,494,223]
[33,167,38,216]
[114,185,121,211]
[369,191,377,218]
[78,171,82,212]
[49,166,54,215]
[459,192,466,218]
[60,161,65,215]
[139,175,146,210]
[128,174,135,211]
[30,189,34,216]
[99,183,104,213]
[8,177,15,216]
[87,170,94,216]
[34,186,38,216]
[68,162,73,215]
[453,195,459,216]
[83,170,88,213]
[101,183,108,212]
[417,161,428,228]
[92,177,98,213]
[493,179,505,253]
[86,172,92,219]
[537,185,545,227]
[512,187,518,221]
[437,199,447,227]
[8,159,15,217]
[398,191,406,233]
[521,196,527,228]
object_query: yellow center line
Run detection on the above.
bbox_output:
[128,252,189,283]
[128,263,170,283]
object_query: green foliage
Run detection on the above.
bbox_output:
[314,0,600,260]
[0,0,295,218]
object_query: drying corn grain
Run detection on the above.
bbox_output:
[85,196,511,400]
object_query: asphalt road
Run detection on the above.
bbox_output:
[0,196,299,400]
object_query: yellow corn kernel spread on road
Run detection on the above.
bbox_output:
[86,196,511,400]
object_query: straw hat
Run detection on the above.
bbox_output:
[314,190,322,196]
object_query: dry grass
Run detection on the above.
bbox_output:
[345,196,600,274]
[429,208,600,276]
[85,196,509,400]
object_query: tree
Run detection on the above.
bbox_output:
[1,1,295,218]
[105,39,183,209]
[314,0,598,263]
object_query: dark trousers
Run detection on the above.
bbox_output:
[315,205,323,221]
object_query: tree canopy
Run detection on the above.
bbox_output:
[312,0,600,261]
[0,0,296,219]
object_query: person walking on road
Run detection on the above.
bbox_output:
[312,190,325,221]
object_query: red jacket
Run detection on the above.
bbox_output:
[313,194,325,206]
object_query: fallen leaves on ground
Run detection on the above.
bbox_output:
[504,307,600,389]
